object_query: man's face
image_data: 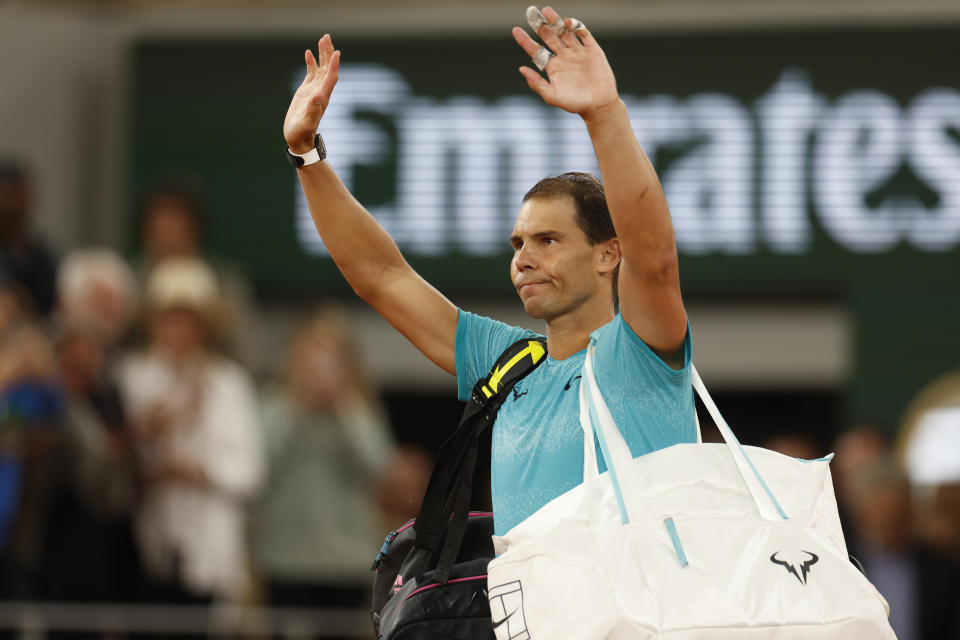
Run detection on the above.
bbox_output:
[510,195,606,320]
[143,205,200,262]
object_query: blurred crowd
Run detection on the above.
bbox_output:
[2,160,960,640]
[0,163,432,616]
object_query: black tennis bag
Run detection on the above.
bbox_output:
[371,338,547,640]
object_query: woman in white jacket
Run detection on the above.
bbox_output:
[118,256,263,604]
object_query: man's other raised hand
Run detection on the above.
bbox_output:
[284,34,341,154]
[512,6,619,121]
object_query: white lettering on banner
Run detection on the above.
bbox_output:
[496,96,556,240]
[394,97,448,254]
[908,89,960,251]
[657,94,754,255]
[756,70,822,254]
[395,96,554,255]
[295,65,960,257]
[814,90,903,253]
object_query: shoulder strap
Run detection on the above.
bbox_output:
[476,339,548,400]
[410,337,547,581]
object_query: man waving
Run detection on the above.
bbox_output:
[283,5,696,535]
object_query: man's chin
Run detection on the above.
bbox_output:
[519,297,550,320]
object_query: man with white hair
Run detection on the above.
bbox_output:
[57,248,138,346]
[45,249,141,601]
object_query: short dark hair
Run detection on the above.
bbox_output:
[136,179,208,242]
[522,172,619,311]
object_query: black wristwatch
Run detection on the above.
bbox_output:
[286,133,326,167]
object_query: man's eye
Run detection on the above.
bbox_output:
[542,237,556,245]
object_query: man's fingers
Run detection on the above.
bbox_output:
[304,49,318,79]
[531,47,553,72]
[536,20,565,51]
[526,5,564,51]
[317,34,334,69]
[572,24,597,48]
[315,40,326,69]
[512,26,543,58]
[540,6,563,26]
[539,5,567,46]
[525,6,553,35]
[514,27,554,72]
[519,65,551,99]
[317,50,340,100]
[559,23,579,48]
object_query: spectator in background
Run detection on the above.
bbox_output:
[374,444,432,532]
[898,369,960,560]
[845,454,960,640]
[762,432,820,461]
[134,181,263,374]
[832,424,889,543]
[0,163,57,317]
[57,248,139,348]
[833,426,889,494]
[39,249,141,601]
[118,257,263,605]
[0,270,64,597]
[253,307,394,614]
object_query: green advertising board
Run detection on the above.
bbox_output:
[131,27,960,428]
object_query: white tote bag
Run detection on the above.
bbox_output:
[487,345,896,639]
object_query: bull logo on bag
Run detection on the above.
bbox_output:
[488,580,529,640]
[770,550,819,585]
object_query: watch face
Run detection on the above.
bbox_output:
[314,133,326,160]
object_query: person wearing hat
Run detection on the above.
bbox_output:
[117,256,264,604]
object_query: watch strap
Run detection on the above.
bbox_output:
[286,133,326,167]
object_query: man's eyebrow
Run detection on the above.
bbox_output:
[510,230,564,244]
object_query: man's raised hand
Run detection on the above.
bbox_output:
[513,6,619,121]
[283,35,340,154]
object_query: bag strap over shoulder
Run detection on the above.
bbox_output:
[411,337,548,582]
[473,339,548,403]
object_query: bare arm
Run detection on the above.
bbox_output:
[513,7,687,355]
[284,36,458,375]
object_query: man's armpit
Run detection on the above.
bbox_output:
[650,341,686,371]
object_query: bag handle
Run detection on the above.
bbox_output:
[578,381,600,483]
[689,364,787,520]
[579,344,787,523]
[579,343,650,523]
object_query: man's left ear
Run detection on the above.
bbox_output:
[597,238,622,275]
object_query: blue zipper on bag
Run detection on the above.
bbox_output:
[371,529,399,570]
[664,517,689,568]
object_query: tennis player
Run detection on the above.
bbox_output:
[282,5,696,536]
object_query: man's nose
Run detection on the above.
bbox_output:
[514,244,537,270]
